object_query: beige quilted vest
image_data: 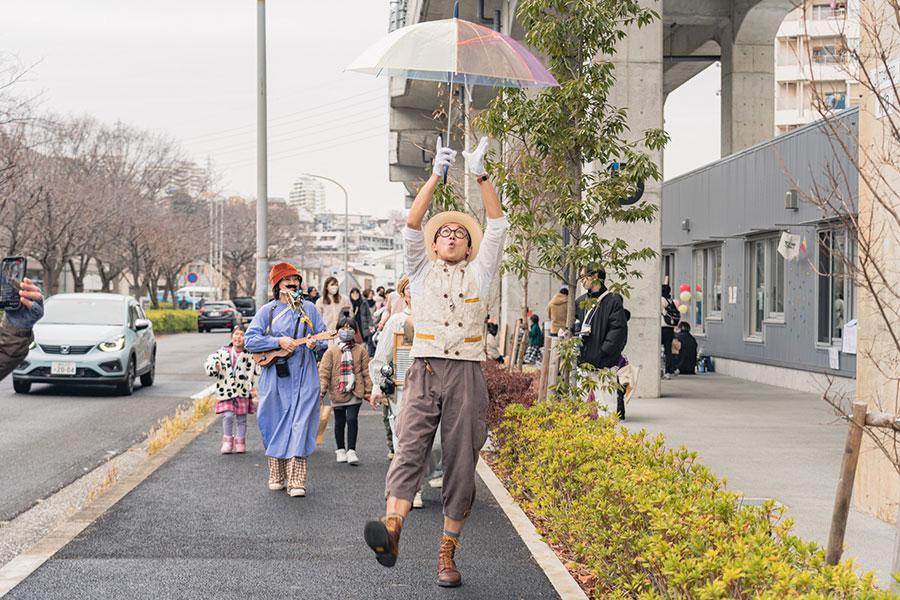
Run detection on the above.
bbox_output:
[411,260,486,362]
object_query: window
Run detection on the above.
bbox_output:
[817,228,856,345]
[765,238,785,320]
[745,237,785,339]
[662,252,675,286]
[691,245,723,334]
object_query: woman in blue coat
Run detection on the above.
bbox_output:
[245,262,329,497]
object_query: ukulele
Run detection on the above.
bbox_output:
[252,330,336,367]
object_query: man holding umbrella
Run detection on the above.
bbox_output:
[364,136,507,588]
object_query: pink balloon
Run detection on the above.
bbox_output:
[679,284,690,293]
[674,299,681,307]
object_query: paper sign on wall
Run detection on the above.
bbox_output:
[842,319,858,355]
[728,286,737,304]
[777,231,802,261]
[828,347,840,370]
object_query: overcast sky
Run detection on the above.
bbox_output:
[1,0,721,215]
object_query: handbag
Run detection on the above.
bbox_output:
[316,404,333,446]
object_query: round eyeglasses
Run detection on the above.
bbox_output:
[436,226,470,241]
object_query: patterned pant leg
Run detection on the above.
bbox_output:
[382,403,394,453]
[287,457,308,490]
[268,457,287,486]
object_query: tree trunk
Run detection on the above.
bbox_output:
[42,261,61,296]
[517,274,530,370]
[67,256,91,293]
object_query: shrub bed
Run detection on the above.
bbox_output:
[482,360,538,431]
[481,367,889,598]
[146,309,197,333]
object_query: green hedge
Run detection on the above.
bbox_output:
[491,400,891,599]
[146,309,197,333]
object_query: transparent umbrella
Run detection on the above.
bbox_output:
[346,5,559,180]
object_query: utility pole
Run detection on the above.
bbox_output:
[255,0,269,308]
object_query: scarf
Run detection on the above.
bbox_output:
[338,340,356,393]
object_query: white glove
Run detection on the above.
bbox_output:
[432,136,457,177]
[462,136,489,177]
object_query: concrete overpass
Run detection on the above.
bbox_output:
[386,0,795,397]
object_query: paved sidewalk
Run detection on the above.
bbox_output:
[625,373,895,585]
[4,406,560,600]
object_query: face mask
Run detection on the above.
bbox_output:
[328,285,339,295]
[338,330,355,342]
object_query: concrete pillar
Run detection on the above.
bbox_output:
[720,27,776,155]
[853,0,900,524]
[605,0,663,399]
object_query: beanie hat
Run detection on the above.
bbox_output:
[269,262,301,289]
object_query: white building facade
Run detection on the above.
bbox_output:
[775,0,861,134]
[288,175,327,216]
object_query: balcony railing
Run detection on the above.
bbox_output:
[389,0,409,32]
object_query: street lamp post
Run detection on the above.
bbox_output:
[304,173,349,291]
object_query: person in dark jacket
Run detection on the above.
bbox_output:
[674,321,698,375]
[0,277,44,382]
[349,287,375,355]
[573,265,629,420]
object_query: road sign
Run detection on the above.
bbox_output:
[187,272,198,283]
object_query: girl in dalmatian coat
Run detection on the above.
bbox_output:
[204,326,261,454]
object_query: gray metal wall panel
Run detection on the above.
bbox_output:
[661,109,858,377]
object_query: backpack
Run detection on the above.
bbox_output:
[663,300,680,327]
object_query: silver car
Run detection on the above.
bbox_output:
[12,293,157,395]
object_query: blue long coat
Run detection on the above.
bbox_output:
[245,299,328,459]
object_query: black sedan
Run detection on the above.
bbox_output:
[197,301,241,332]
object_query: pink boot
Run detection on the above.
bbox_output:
[234,437,246,453]
[221,436,234,454]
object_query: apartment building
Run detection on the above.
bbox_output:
[775,0,861,134]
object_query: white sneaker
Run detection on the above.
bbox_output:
[428,477,443,489]
[346,449,359,465]
[412,491,424,508]
[288,487,306,497]
[336,449,347,463]
[268,482,284,491]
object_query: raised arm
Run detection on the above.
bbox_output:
[407,137,457,230]
[463,137,503,219]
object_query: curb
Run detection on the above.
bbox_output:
[0,385,217,598]
[476,459,589,600]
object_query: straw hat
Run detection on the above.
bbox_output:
[422,211,483,262]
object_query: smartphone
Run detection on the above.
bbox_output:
[0,256,26,311]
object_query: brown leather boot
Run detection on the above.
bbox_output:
[437,534,462,587]
[364,515,403,567]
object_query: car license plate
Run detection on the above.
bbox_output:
[208,312,220,317]
[51,362,77,375]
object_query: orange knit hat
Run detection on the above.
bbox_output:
[269,262,301,288]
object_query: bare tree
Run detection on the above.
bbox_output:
[790,0,900,493]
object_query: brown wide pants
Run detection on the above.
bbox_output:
[384,358,488,520]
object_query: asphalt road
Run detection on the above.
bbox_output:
[6,410,560,599]
[0,331,231,522]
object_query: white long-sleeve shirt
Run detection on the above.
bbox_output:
[403,216,509,300]
[369,309,411,397]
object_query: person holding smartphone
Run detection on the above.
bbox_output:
[0,276,44,381]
